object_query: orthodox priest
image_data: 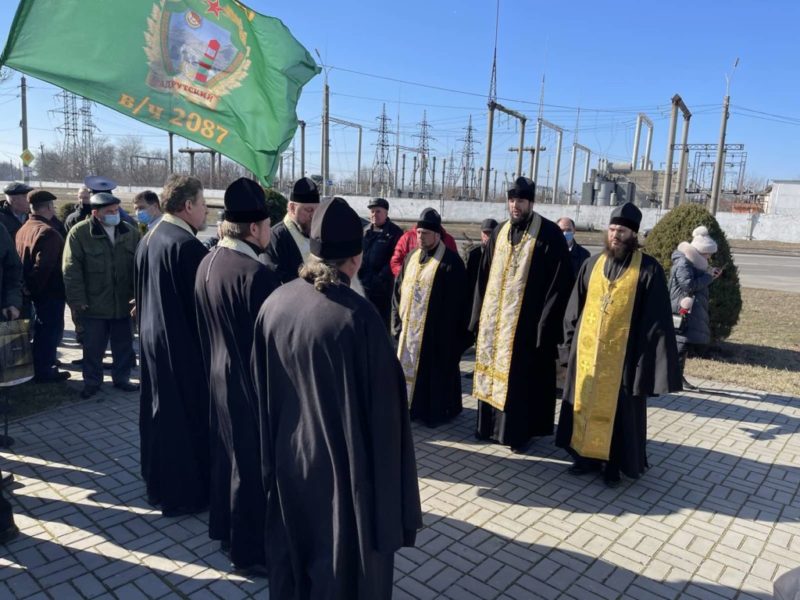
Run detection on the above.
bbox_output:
[251,197,421,599]
[392,208,470,427]
[195,178,279,573]
[135,174,210,516]
[261,177,319,283]
[555,203,681,486]
[470,177,573,450]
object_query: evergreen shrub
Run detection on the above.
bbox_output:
[645,203,742,341]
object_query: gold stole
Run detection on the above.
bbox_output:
[283,214,310,262]
[473,213,542,411]
[571,251,642,460]
[397,243,446,404]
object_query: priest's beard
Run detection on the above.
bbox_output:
[603,234,638,261]
[510,207,532,226]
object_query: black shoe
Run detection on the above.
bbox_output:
[0,524,19,544]
[70,358,84,366]
[113,382,139,392]
[162,504,206,517]
[603,466,622,488]
[79,386,100,400]
[567,459,602,476]
[682,377,699,391]
[33,371,71,383]
[233,563,269,578]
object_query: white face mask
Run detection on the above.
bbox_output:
[103,213,121,227]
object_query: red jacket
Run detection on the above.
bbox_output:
[390,225,458,277]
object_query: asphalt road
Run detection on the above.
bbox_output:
[584,246,800,293]
[197,229,799,294]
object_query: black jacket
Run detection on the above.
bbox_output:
[0,203,26,239]
[358,219,402,299]
[568,242,591,279]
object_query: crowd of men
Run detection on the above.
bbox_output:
[0,173,682,598]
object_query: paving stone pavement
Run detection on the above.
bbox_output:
[1,332,798,599]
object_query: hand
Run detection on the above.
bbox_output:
[1,306,19,320]
[129,299,137,319]
[711,267,723,279]
[70,303,89,314]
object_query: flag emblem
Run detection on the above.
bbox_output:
[144,0,250,109]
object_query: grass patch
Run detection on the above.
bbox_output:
[685,287,800,394]
[2,379,82,421]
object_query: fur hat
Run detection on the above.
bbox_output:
[690,226,717,255]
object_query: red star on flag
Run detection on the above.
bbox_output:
[206,0,222,18]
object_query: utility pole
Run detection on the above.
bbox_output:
[322,81,329,194]
[20,76,29,183]
[315,50,330,195]
[401,153,406,194]
[710,58,739,215]
[168,132,174,173]
[394,110,400,193]
[441,158,446,199]
[661,95,691,209]
[299,120,306,178]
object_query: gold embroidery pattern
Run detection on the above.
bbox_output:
[571,251,642,460]
[473,214,542,411]
[397,243,446,405]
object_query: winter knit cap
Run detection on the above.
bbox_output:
[690,226,717,255]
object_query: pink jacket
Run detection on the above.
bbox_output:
[389,226,458,277]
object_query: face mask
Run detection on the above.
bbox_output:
[563,231,574,243]
[103,213,121,227]
[136,209,152,225]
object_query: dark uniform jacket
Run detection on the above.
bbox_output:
[568,242,591,279]
[64,204,92,233]
[15,215,65,302]
[0,203,26,239]
[0,225,22,310]
[359,219,402,300]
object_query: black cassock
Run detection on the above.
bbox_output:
[470,214,573,448]
[252,275,422,600]
[555,252,682,478]
[260,219,303,284]
[135,219,210,515]
[194,242,279,569]
[392,246,471,427]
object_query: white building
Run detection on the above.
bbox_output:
[764,180,800,215]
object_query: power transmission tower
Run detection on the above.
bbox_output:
[446,149,457,198]
[413,111,435,195]
[80,97,96,174]
[53,90,80,180]
[371,103,393,196]
[458,115,477,199]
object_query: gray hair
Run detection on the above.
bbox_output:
[219,220,248,240]
[299,254,349,292]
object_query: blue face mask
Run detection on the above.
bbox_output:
[136,209,152,225]
[563,231,575,243]
[103,213,121,227]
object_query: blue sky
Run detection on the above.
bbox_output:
[1,0,798,186]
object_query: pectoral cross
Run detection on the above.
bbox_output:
[600,292,613,315]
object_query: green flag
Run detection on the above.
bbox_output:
[1,0,319,185]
